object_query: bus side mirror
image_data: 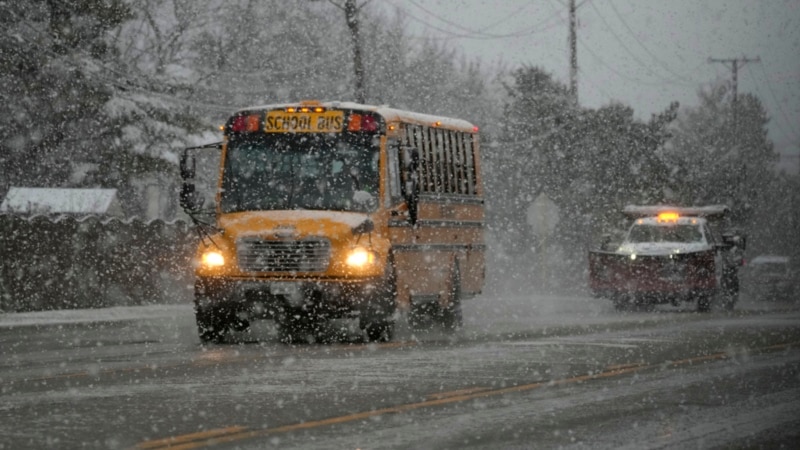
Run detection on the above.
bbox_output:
[178,151,204,211]
[180,152,196,180]
[404,148,420,226]
[722,232,746,250]
[180,183,205,212]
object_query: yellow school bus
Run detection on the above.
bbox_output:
[179,100,485,343]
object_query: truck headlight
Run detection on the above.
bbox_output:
[201,251,225,267]
[346,248,375,268]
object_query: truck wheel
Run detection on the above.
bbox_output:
[697,295,712,312]
[721,293,737,311]
[612,295,630,311]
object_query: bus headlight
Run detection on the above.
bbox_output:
[346,248,376,268]
[201,250,225,268]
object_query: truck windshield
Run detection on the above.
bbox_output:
[627,224,704,243]
[220,133,380,213]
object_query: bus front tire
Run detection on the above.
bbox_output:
[360,258,397,342]
[361,319,393,342]
[196,306,228,344]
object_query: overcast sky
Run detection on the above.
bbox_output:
[379,0,800,173]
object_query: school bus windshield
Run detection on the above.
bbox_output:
[220,133,380,213]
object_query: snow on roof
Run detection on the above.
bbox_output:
[0,187,120,215]
[750,255,790,265]
[634,216,707,226]
[236,101,477,132]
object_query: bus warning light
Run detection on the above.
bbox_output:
[348,113,362,131]
[362,114,377,131]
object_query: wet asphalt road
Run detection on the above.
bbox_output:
[1,294,799,449]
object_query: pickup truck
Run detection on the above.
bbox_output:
[588,205,743,312]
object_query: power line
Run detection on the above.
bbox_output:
[707,56,760,103]
[588,1,696,88]
[390,0,565,40]
[577,34,681,87]
[541,0,674,90]
[404,0,536,37]
[606,1,700,85]
[749,63,800,143]
[576,66,615,102]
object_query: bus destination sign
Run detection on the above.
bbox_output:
[265,110,344,133]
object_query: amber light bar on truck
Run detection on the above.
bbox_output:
[657,212,680,223]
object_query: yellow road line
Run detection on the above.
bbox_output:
[605,362,647,371]
[136,427,247,449]
[426,386,492,400]
[134,364,654,449]
[132,340,798,449]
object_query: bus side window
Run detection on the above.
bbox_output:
[387,140,402,204]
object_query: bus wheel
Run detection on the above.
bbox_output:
[408,303,435,331]
[441,264,463,330]
[277,317,302,344]
[276,308,322,344]
[361,320,393,342]
[195,305,228,344]
[361,259,397,342]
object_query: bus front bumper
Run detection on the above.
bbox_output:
[194,276,387,320]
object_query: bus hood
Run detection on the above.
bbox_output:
[218,210,372,241]
[616,242,712,256]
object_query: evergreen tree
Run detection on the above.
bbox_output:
[665,83,777,228]
[0,0,130,192]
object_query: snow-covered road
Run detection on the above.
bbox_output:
[1,293,799,449]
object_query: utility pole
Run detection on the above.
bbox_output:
[707,56,760,105]
[324,0,368,103]
[568,0,578,104]
[708,56,760,227]
[707,56,760,134]
[344,0,367,103]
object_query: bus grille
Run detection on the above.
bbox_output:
[236,238,331,272]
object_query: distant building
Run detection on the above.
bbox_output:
[0,187,123,217]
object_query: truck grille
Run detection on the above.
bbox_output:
[236,237,331,272]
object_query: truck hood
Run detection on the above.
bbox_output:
[616,242,711,256]
[217,210,371,241]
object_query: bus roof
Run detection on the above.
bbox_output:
[235,101,478,133]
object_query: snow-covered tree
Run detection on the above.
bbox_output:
[664,83,777,226]
[0,0,130,192]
